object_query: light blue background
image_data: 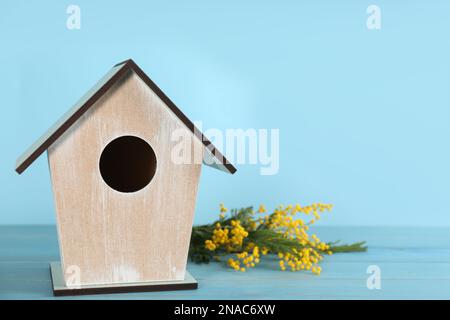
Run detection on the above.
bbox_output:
[1,1,449,226]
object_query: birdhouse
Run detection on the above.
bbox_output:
[15,59,236,296]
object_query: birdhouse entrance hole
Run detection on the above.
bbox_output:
[99,135,157,193]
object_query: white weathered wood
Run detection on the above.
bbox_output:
[47,70,204,286]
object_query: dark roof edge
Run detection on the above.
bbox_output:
[15,59,236,175]
[126,60,236,175]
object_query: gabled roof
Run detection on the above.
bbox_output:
[15,59,236,175]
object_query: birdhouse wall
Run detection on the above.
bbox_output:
[47,70,204,286]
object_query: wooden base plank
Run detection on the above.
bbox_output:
[49,262,198,296]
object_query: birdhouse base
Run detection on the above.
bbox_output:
[49,262,198,296]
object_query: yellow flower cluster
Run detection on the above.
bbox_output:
[204,219,250,252]
[267,203,333,228]
[204,203,334,275]
[230,220,248,247]
[205,240,216,251]
[212,224,229,245]
[278,249,323,274]
[258,205,267,213]
[267,204,332,274]
[219,203,228,219]
[227,245,266,272]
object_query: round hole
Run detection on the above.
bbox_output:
[99,135,157,193]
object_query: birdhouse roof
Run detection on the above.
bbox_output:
[15,59,236,175]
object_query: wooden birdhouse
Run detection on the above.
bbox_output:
[15,59,236,296]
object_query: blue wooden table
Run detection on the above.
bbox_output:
[1,226,449,299]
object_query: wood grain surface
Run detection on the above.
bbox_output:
[1,226,450,299]
[47,70,203,285]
